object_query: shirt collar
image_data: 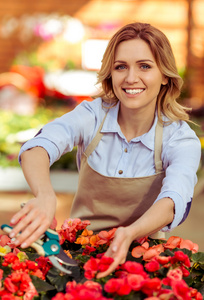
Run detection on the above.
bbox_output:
[101,102,157,151]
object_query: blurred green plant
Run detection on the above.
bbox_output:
[0,106,77,170]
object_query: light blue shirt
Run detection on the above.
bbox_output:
[19,98,201,231]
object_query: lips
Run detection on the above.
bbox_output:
[123,88,144,95]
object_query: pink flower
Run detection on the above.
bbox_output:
[179,239,199,253]
[50,217,57,230]
[127,274,145,291]
[0,235,11,247]
[23,282,38,300]
[167,268,183,281]
[58,218,91,244]
[96,228,116,246]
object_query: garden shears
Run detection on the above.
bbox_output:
[1,224,77,275]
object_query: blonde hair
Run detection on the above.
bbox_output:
[96,22,191,124]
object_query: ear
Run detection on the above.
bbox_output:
[161,75,168,85]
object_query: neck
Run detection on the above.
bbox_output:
[118,105,155,142]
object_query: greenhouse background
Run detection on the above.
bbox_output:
[0,0,204,251]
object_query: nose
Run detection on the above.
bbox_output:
[125,68,139,84]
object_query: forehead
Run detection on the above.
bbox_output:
[115,38,154,61]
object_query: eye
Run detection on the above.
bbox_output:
[141,64,151,70]
[114,64,127,70]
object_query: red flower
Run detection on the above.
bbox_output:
[104,278,121,294]
[98,256,114,272]
[114,270,128,278]
[189,288,203,300]
[36,256,52,277]
[170,251,191,268]
[144,297,160,300]
[0,268,3,281]
[84,256,114,279]
[84,257,100,279]
[171,279,191,300]
[141,278,162,296]
[117,278,132,296]
[82,245,96,255]
[52,292,67,300]
[4,277,18,293]
[2,253,19,266]
[145,260,160,273]
[83,281,103,293]
[105,278,131,296]
[155,255,171,266]
[64,280,113,300]
[122,260,145,275]
[180,265,190,277]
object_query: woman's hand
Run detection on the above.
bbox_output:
[96,226,133,278]
[9,192,57,248]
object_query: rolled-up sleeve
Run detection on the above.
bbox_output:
[155,121,201,231]
[18,100,102,166]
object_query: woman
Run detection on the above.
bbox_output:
[9,22,201,278]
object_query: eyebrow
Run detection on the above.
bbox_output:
[114,59,154,64]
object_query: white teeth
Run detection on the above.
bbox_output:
[125,88,144,95]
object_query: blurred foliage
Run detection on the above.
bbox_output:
[0,105,77,170]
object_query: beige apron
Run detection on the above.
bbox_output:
[70,114,165,239]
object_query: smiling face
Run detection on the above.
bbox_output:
[111,38,167,115]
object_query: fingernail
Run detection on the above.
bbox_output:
[112,245,117,252]
[9,232,15,238]
[14,239,19,246]
[21,242,27,248]
[10,219,15,224]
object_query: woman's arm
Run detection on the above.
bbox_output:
[9,147,57,248]
[97,197,174,278]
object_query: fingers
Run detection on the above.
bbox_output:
[97,227,130,279]
[9,200,52,248]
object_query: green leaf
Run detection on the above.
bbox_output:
[192,252,204,264]
[30,275,56,293]
[46,267,73,292]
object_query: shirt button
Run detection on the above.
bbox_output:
[124,148,128,153]
[118,170,123,175]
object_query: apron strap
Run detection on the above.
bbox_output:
[154,121,163,173]
[84,112,108,158]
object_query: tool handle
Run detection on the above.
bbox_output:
[1,224,45,256]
